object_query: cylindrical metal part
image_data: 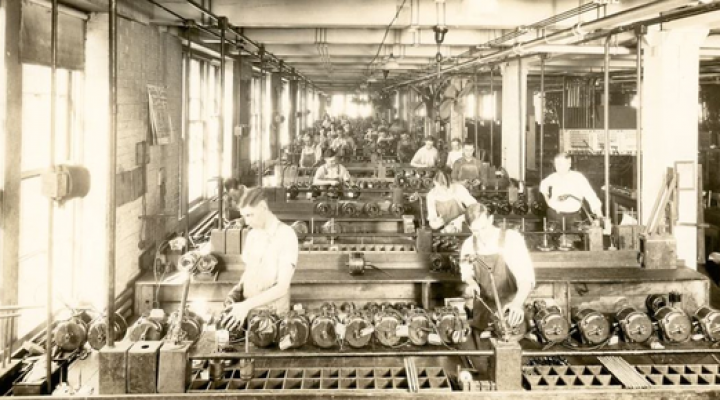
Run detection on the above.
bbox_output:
[615,306,653,343]
[128,317,165,342]
[363,202,381,218]
[654,307,692,343]
[310,314,337,349]
[278,311,310,350]
[247,312,278,348]
[534,302,570,344]
[344,312,373,349]
[572,308,610,345]
[374,309,403,347]
[694,306,720,342]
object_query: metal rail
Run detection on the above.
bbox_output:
[107,0,118,350]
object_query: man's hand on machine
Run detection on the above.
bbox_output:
[464,281,481,298]
[502,301,525,327]
[221,302,250,331]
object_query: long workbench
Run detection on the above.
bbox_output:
[135,265,709,321]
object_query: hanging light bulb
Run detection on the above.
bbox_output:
[384,53,400,70]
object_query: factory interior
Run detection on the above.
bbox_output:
[4,0,720,398]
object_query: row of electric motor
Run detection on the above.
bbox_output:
[531,294,720,346]
[52,308,205,353]
[217,302,471,350]
[310,200,535,218]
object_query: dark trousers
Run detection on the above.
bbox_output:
[547,208,582,247]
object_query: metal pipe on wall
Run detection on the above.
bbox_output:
[473,68,478,152]
[490,66,494,167]
[182,31,191,243]
[518,57,525,183]
[107,0,118,349]
[604,36,611,221]
[258,53,265,188]
[636,27,644,224]
[217,18,226,229]
[540,56,545,179]
[46,0,58,391]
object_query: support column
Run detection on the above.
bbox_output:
[235,56,252,178]
[641,27,708,268]
[269,72,282,160]
[1,0,22,315]
[501,59,528,181]
[318,94,327,118]
[288,80,298,140]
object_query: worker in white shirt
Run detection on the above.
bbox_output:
[459,203,535,331]
[222,188,299,330]
[410,137,439,168]
[445,138,463,169]
[427,170,477,232]
[313,149,352,186]
[539,152,604,229]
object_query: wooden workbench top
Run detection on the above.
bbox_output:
[136,266,707,287]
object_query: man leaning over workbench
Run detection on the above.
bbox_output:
[221,188,299,330]
[459,203,535,333]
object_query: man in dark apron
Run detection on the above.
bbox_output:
[459,203,535,333]
[451,142,487,185]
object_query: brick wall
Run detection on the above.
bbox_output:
[84,12,183,299]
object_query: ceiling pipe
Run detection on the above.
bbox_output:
[384,0,698,90]
[147,0,322,91]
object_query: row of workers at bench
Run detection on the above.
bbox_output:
[218,152,604,340]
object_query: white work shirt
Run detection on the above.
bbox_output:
[426,183,477,222]
[410,147,439,167]
[539,170,602,214]
[446,150,462,168]
[313,163,351,185]
[459,228,535,288]
[240,218,298,316]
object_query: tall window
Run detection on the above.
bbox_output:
[187,58,222,204]
[19,64,84,336]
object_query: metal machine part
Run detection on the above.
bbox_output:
[290,221,309,241]
[572,307,610,345]
[326,184,342,199]
[87,313,128,350]
[310,185,322,198]
[196,254,218,275]
[374,307,405,347]
[653,307,692,343]
[247,310,279,348]
[315,202,333,217]
[533,300,570,344]
[341,202,359,217]
[694,307,720,342]
[496,201,512,216]
[310,310,338,349]
[278,311,310,350]
[429,254,446,273]
[54,312,92,352]
[167,309,204,342]
[512,201,529,215]
[128,315,166,342]
[646,294,692,343]
[339,302,356,315]
[406,308,432,346]
[433,307,470,345]
[421,177,434,189]
[344,184,361,200]
[614,300,653,343]
[530,201,545,216]
[344,310,374,349]
[389,203,405,217]
[178,251,200,273]
[287,185,300,200]
[363,202,381,218]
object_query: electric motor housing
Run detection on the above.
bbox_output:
[374,308,405,347]
[694,306,720,342]
[406,308,432,346]
[247,310,279,348]
[87,313,128,350]
[278,311,311,350]
[615,306,654,343]
[433,307,469,345]
[572,308,610,345]
[54,315,90,352]
[363,202,381,218]
[167,309,204,342]
[310,311,338,349]
[344,310,374,349]
[128,315,166,342]
[533,301,570,344]
[653,306,692,343]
